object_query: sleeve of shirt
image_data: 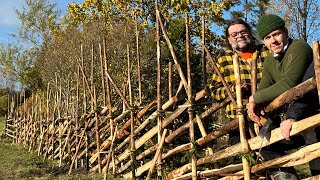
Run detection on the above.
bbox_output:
[209,57,234,101]
[286,62,318,120]
[253,40,313,104]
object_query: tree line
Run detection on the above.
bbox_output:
[0,0,319,116]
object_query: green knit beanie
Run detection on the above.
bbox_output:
[257,14,285,39]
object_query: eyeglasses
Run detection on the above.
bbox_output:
[229,30,249,38]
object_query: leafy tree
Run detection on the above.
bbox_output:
[268,0,320,42]
[0,43,42,91]
[0,0,61,92]
[14,0,61,47]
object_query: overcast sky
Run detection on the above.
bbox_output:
[0,0,82,43]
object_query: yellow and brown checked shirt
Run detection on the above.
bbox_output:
[209,44,270,119]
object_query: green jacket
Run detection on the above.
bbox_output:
[253,39,313,104]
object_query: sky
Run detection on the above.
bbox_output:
[0,0,82,44]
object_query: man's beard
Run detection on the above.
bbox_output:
[232,39,253,52]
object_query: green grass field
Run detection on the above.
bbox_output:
[0,118,125,180]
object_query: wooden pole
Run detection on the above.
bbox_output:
[232,54,250,180]
[204,46,236,105]
[99,43,106,107]
[94,86,102,173]
[168,62,173,99]
[251,51,259,136]
[155,6,188,93]
[135,13,142,105]
[104,69,131,108]
[186,13,197,180]
[312,41,320,104]
[127,44,136,179]
[146,129,168,180]
[81,44,87,169]
[155,2,163,178]
[201,15,207,88]
[103,39,113,115]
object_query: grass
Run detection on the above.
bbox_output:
[0,118,126,180]
[0,117,312,179]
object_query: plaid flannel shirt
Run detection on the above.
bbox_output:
[209,44,270,119]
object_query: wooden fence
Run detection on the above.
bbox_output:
[3,5,320,180]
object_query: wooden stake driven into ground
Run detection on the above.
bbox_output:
[155,1,163,178]
[135,13,142,105]
[232,53,250,180]
[201,15,206,88]
[145,129,167,179]
[185,14,197,180]
[127,44,136,179]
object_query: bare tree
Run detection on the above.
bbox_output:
[268,0,320,42]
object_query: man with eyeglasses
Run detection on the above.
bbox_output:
[209,18,270,148]
[246,14,314,179]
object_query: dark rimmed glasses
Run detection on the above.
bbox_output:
[229,30,249,38]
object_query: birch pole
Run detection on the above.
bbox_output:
[99,43,106,107]
[128,44,136,179]
[232,54,250,180]
[94,86,102,173]
[168,62,173,99]
[155,3,163,177]
[201,15,207,88]
[185,14,197,180]
[251,53,259,136]
[135,13,142,105]
[312,41,320,104]
[81,44,87,169]
[103,39,112,115]
[102,38,115,175]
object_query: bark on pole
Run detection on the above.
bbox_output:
[251,53,259,136]
[155,7,188,93]
[312,41,320,104]
[264,77,316,113]
[103,39,112,115]
[232,54,250,180]
[146,129,168,180]
[127,44,136,179]
[204,46,236,105]
[201,16,207,88]
[169,62,173,99]
[135,13,142,105]
[94,87,102,173]
[186,13,197,180]
[155,1,163,178]
[99,43,106,107]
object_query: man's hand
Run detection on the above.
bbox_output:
[246,95,262,125]
[280,119,295,140]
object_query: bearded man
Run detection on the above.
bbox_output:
[209,18,270,146]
